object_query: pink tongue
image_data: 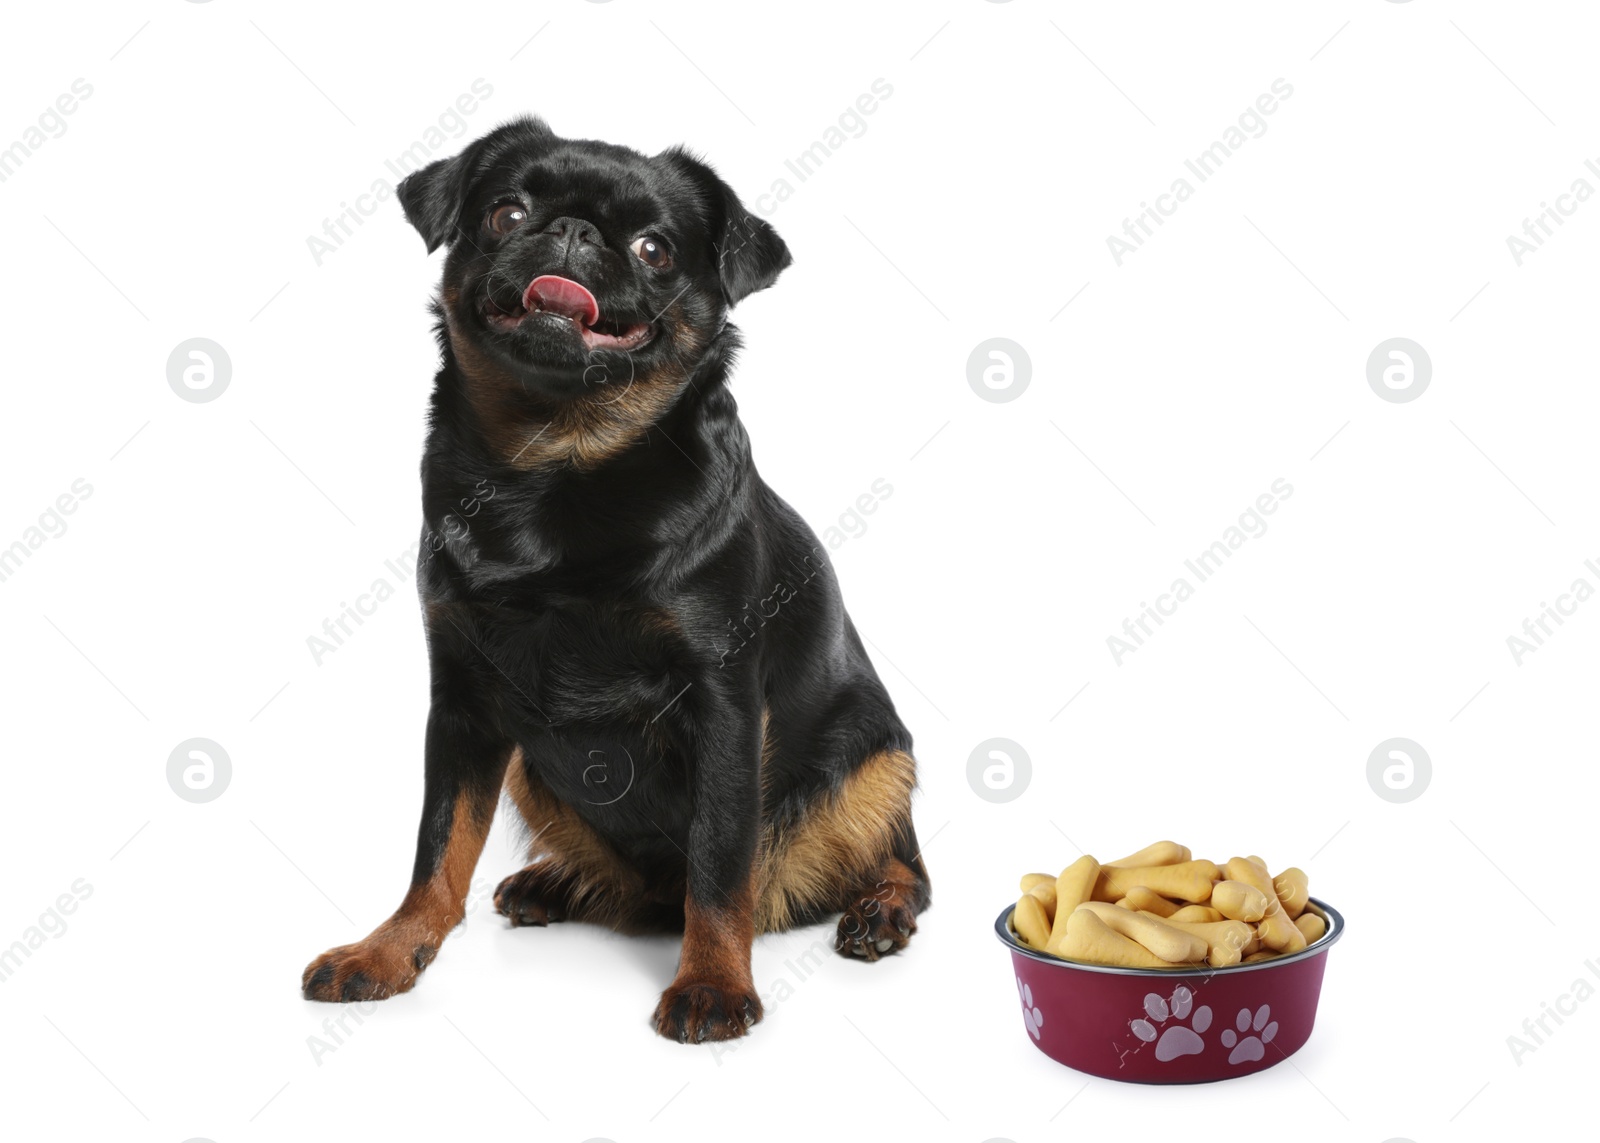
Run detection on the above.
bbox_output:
[523,275,600,327]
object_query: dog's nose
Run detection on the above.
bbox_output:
[542,216,603,256]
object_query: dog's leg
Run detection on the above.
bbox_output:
[653,708,764,1043]
[302,621,511,1002]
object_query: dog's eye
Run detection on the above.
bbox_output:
[487,203,528,236]
[631,236,672,269]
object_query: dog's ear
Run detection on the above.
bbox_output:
[662,147,791,305]
[397,152,471,254]
[398,117,553,254]
[717,190,791,306]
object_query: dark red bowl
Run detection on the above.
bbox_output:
[996,898,1344,1083]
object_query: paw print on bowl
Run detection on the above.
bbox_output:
[1130,986,1211,1062]
[1016,977,1045,1041]
[1220,1004,1278,1064]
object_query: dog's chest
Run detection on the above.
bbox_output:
[483,595,699,826]
[461,591,693,733]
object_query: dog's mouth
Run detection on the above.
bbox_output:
[483,275,655,352]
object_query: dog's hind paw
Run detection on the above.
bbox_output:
[493,864,568,927]
[835,890,918,961]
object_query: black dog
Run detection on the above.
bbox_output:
[301,117,929,1042]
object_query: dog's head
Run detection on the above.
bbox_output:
[398,117,789,407]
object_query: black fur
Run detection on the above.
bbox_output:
[301,117,927,1040]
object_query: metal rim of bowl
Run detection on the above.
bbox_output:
[995,896,1345,977]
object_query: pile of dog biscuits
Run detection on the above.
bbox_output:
[1011,841,1326,969]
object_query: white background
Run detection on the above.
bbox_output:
[2,2,1596,1140]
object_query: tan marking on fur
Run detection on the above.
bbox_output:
[677,875,757,987]
[753,748,917,933]
[399,791,493,936]
[638,606,681,638]
[440,293,704,472]
[758,706,776,804]
[654,868,762,1040]
[759,708,776,769]
[503,748,646,925]
[301,769,506,1000]
[847,856,923,916]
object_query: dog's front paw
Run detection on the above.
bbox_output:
[301,935,436,1002]
[653,980,762,1044]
